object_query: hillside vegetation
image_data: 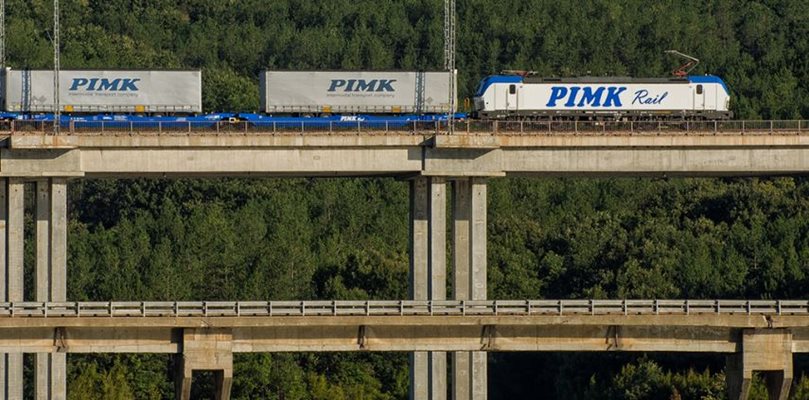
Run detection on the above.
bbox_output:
[4,1,809,398]
[6,0,808,118]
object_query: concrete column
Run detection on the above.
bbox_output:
[451,178,487,400]
[35,179,68,400]
[726,329,792,400]
[409,177,447,400]
[4,179,24,400]
[0,180,6,400]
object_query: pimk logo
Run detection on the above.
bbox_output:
[69,78,141,92]
[328,79,397,92]
[545,86,670,107]
[546,86,626,107]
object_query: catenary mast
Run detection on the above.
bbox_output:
[444,0,456,133]
[53,0,60,134]
[0,0,5,68]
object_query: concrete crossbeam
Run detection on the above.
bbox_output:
[176,328,233,400]
[726,329,793,400]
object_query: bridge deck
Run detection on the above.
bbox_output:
[0,301,807,354]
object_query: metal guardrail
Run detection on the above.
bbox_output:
[0,300,807,318]
[0,120,806,136]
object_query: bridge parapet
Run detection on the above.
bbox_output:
[0,119,806,137]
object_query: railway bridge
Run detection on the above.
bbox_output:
[0,120,807,400]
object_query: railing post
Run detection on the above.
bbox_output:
[771,120,774,134]
[302,121,305,134]
[358,120,362,135]
[520,120,524,134]
[714,120,718,134]
[385,120,389,133]
[158,121,162,135]
[574,120,578,133]
[216,121,220,134]
[188,121,192,135]
[630,121,633,133]
[742,120,745,135]
[273,122,277,133]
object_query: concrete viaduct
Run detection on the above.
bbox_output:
[1,126,808,399]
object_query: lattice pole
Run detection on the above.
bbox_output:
[53,0,60,134]
[444,0,456,134]
[0,0,5,68]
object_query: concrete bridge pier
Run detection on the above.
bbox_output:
[35,179,68,400]
[410,177,448,400]
[0,178,68,400]
[176,328,234,400]
[451,178,487,400]
[726,329,793,400]
[1,179,25,400]
[409,177,489,400]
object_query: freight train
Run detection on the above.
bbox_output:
[0,68,732,124]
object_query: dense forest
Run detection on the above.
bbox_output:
[4,0,809,398]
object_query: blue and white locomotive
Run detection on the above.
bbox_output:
[473,75,732,120]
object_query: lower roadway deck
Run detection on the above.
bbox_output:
[1,300,808,354]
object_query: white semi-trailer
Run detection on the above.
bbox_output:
[260,71,457,114]
[0,69,202,113]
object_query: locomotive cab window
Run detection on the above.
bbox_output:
[696,84,703,95]
[509,84,516,94]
